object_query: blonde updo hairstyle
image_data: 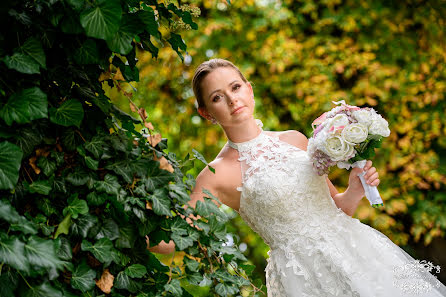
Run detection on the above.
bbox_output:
[192,58,250,113]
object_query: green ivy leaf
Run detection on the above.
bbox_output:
[149,188,172,217]
[125,264,147,278]
[137,8,160,39]
[80,0,122,40]
[95,218,120,241]
[86,191,107,206]
[81,238,114,263]
[3,52,40,74]
[70,213,98,238]
[215,283,238,296]
[171,233,193,250]
[84,136,104,159]
[0,87,48,126]
[144,163,175,192]
[21,37,46,69]
[24,281,63,297]
[0,142,23,190]
[62,198,89,219]
[164,279,182,296]
[84,156,99,170]
[106,29,133,55]
[170,216,188,235]
[55,236,72,261]
[24,236,64,271]
[0,233,29,273]
[49,99,84,128]
[73,39,100,64]
[114,271,142,293]
[94,174,120,195]
[29,180,52,195]
[105,159,133,183]
[184,257,199,272]
[115,224,137,249]
[37,157,56,176]
[71,261,96,292]
[167,33,186,61]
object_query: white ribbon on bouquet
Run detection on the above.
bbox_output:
[337,160,384,208]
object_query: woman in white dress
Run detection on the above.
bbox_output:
[149,58,446,296]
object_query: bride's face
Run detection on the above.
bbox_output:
[198,67,254,126]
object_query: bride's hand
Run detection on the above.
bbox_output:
[347,160,380,198]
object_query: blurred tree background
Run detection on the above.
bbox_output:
[109,0,446,285]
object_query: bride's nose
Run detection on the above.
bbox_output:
[227,94,238,105]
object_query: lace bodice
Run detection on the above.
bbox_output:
[226,119,342,250]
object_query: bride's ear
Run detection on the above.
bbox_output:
[198,107,212,120]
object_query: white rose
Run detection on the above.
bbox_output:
[327,113,349,131]
[368,117,390,137]
[323,135,356,161]
[341,123,368,144]
[352,109,374,127]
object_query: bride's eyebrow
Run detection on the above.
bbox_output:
[208,80,239,99]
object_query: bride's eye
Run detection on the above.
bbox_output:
[233,84,241,91]
[212,95,221,102]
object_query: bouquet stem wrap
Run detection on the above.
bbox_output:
[338,160,384,208]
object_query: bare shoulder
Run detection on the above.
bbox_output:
[192,153,238,203]
[271,130,309,151]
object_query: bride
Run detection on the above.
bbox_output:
[149,58,446,296]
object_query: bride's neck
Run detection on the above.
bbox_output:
[223,120,262,143]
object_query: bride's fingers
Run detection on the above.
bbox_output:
[367,172,379,184]
[370,178,380,186]
[364,167,377,179]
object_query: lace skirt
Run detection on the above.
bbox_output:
[264,217,446,297]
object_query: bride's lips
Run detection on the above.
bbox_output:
[231,106,245,115]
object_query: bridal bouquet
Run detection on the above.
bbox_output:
[307,100,390,208]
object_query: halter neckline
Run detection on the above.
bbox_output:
[227,119,264,150]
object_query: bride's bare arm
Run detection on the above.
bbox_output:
[147,164,220,254]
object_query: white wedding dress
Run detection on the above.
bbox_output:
[226,119,446,297]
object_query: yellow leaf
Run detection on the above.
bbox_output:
[29,156,41,174]
[98,71,112,82]
[146,133,162,147]
[114,68,125,81]
[129,102,138,112]
[144,122,154,130]
[156,156,174,173]
[96,269,114,294]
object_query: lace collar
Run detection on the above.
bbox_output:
[226,119,266,151]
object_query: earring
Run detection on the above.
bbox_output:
[210,117,218,124]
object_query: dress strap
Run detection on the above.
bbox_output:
[226,119,265,151]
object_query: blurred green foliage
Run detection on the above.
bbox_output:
[109,0,446,286]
